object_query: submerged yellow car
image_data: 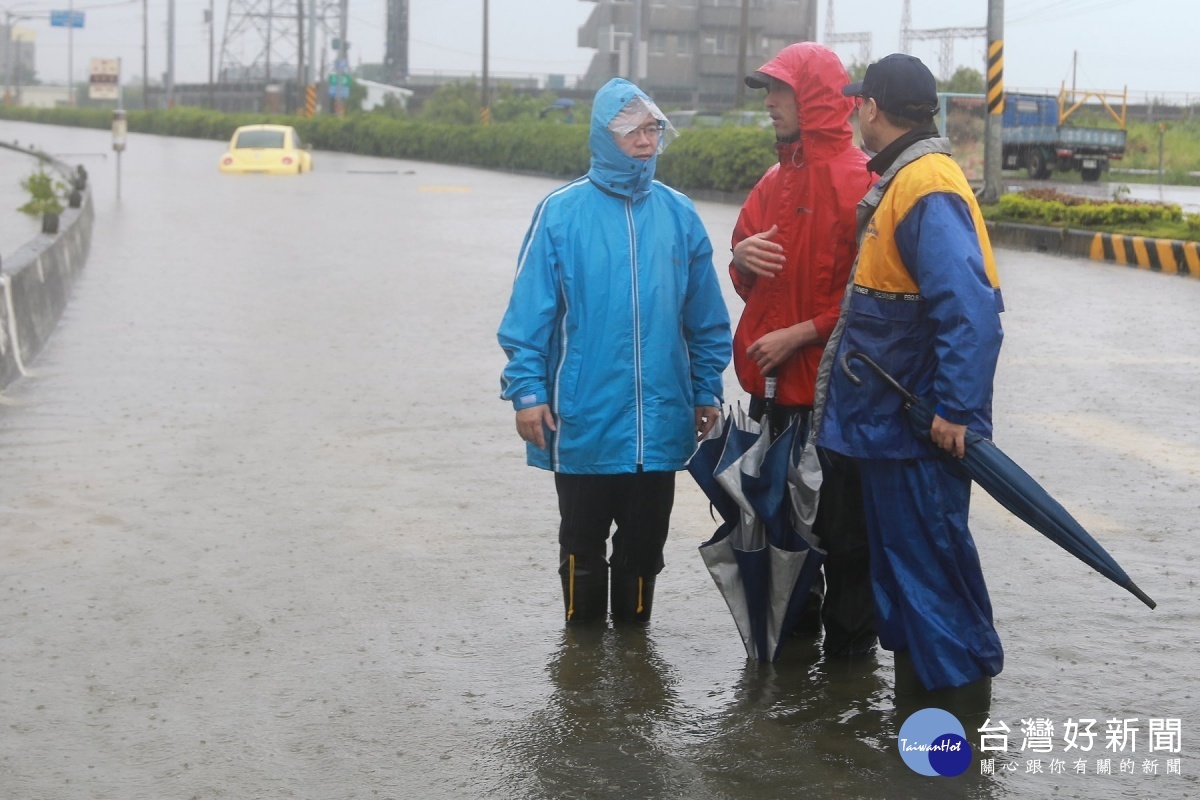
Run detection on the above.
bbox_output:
[219,124,313,174]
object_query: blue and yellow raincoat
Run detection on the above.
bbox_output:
[817,136,1005,690]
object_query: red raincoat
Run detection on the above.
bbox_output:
[730,43,873,407]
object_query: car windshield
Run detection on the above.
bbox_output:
[235,130,286,149]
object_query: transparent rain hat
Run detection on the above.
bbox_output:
[607,95,680,154]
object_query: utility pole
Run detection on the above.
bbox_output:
[67,0,74,105]
[336,0,347,115]
[208,1,215,108]
[4,10,30,106]
[480,0,489,123]
[981,0,1004,203]
[631,0,642,83]
[1072,49,1077,94]
[735,0,749,108]
[265,0,273,82]
[166,0,175,108]
[295,0,303,90]
[142,0,148,109]
[306,0,316,86]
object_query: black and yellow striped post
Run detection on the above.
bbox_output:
[303,84,317,117]
[987,40,1004,117]
[980,0,1005,202]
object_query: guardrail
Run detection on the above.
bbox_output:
[0,142,94,390]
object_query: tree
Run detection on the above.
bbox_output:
[418,81,481,125]
[490,87,548,123]
[939,66,984,95]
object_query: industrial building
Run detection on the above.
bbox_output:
[576,0,818,107]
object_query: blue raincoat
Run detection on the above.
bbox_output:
[498,78,732,474]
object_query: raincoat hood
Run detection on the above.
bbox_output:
[588,78,659,200]
[753,42,857,161]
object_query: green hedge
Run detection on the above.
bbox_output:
[986,187,1200,240]
[0,106,775,194]
[995,191,1183,227]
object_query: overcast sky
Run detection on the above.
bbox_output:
[9,0,1196,99]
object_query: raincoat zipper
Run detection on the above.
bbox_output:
[551,287,570,470]
[625,198,645,465]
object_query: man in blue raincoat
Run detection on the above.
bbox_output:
[498,79,732,626]
[817,55,1005,691]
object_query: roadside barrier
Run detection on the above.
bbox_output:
[0,145,94,390]
[986,221,1200,279]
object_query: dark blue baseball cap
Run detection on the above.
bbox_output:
[842,53,940,121]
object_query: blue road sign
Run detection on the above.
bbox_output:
[50,10,85,28]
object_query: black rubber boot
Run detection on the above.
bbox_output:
[561,558,608,625]
[791,586,824,637]
[610,572,655,625]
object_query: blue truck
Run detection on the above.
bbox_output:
[1001,91,1127,182]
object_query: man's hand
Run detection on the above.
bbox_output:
[515,404,557,450]
[745,321,818,375]
[695,405,720,439]
[930,414,967,458]
[732,224,786,278]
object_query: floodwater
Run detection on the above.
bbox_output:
[0,119,1197,800]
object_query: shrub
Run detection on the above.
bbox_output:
[17,166,68,217]
[995,189,1182,228]
[0,105,781,194]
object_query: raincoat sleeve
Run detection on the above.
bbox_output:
[684,217,733,408]
[896,192,1003,425]
[727,174,772,300]
[497,201,561,411]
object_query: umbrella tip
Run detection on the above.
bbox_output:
[1128,582,1156,610]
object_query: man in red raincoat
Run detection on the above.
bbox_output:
[730,42,876,656]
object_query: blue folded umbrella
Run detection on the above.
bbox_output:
[839,351,1155,610]
[688,408,827,661]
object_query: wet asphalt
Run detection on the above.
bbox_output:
[0,120,1197,800]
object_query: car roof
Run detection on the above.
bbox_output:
[233,124,295,133]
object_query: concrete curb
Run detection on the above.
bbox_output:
[0,193,94,390]
[986,220,1200,278]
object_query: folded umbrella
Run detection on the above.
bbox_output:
[839,350,1155,610]
[689,404,827,662]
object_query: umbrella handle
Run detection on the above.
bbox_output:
[839,351,920,407]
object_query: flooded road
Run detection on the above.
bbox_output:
[1,120,1197,800]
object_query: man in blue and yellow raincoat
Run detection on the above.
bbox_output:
[498,79,732,627]
[818,55,1005,691]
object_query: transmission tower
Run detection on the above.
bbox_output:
[220,0,344,83]
[900,0,984,81]
[385,0,408,83]
[823,0,871,65]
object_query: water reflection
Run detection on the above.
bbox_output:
[498,626,1010,800]
[500,626,693,799]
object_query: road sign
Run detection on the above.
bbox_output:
[50,10,85,28]
[327,72,350,99]
[89,58,120,100]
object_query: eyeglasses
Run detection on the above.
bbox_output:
[623,122,664,141]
